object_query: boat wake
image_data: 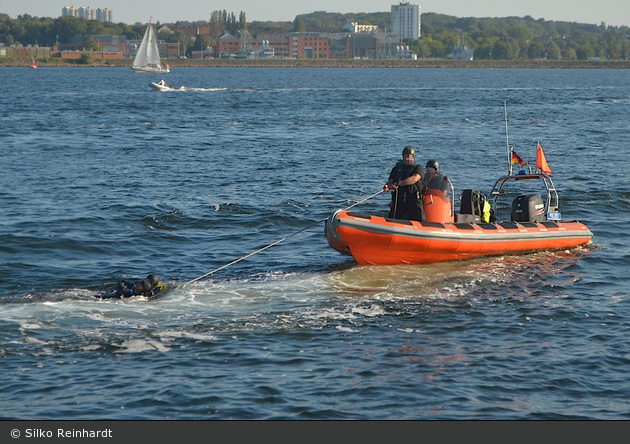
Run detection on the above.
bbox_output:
[150,84,228,92]
[183,87,228,92]
[1,243,594,307]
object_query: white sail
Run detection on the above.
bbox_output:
[132,22,170,73]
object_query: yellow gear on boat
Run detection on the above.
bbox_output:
[481,200,491,223]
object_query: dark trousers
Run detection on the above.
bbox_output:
[389,191,425,221]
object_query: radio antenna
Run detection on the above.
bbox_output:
[504,100,512,175]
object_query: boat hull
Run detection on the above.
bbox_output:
[133,66,170,73]
[149,82,173,91]
[325,210,593,265]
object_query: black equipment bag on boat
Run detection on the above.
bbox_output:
[455,189,490,223]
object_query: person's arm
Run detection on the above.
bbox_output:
[384,166,399,191]
[384,178,397,191]
[398,174,420,186]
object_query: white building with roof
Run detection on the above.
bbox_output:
[343,22,379,33]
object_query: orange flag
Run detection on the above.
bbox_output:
[536,143,551,174]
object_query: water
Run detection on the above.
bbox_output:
[1,67,629,419]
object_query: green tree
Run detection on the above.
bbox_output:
[545,41,560,60]
[474,43,493,59]
[226,12,238,35]
[508,24,533,56]
[527,42,545,59]
[493,39,520,59]
[82,34,99,51]
[174,31,194,56]
[563,48,577,59]
[294,17,306,32]
[196,33,211,51]
[455,17,478,31]
[209,10,226,38]
[55,16,88,43]
[576,44,595,59]
[239,11,247,31]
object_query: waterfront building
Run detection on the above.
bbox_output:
[216,31,409,60]
[290,33,331,59]
[343,23,379,33]
[391,2,421,39]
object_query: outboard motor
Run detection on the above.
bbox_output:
[511,194,545,222]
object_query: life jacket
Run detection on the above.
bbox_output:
[392,161,425,199]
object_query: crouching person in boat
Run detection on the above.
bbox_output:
[383,146,426,221]
[423,159,449,193]
[95,274,162,299]
[422,159,455,223]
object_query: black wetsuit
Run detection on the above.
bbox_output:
[96,275,160,299]
[388,161,425,221]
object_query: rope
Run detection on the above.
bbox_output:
[183,189,384,286]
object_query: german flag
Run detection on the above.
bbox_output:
[511,150,527,166]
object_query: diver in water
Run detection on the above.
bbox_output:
[96,274,162,299]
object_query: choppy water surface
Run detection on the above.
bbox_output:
[1,67,629,419]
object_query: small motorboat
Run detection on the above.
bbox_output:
[325,144,593,266]
[150,81,174,91]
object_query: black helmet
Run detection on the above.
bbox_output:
[146,274,160,287]
[402,146,415,157]
[426,159,439,171]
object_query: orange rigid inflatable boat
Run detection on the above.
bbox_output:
[325,147,593,266]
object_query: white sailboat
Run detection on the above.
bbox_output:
[132,21,170,73]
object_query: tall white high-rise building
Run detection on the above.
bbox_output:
[391,2,421,39]
[96,8,113,23]
[62,6,111,22]
[62,6,79,17]
[78,7,95,20]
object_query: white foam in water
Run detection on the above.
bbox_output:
[115,339,170,354]
[158,330,218,343]
[351,305,386,317]
[336,325,358,332]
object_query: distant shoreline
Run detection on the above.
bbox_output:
[3,58,630,69]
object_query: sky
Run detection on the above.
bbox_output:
[2,0,629,27]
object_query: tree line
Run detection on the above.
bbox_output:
[2,10,629,60]
[0,11,249,56]
[295,11,630,60]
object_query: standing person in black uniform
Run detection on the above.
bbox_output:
[383,146,425,221]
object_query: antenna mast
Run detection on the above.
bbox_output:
[504,100,512,175]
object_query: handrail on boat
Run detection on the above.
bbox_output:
[488,172,560,222]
